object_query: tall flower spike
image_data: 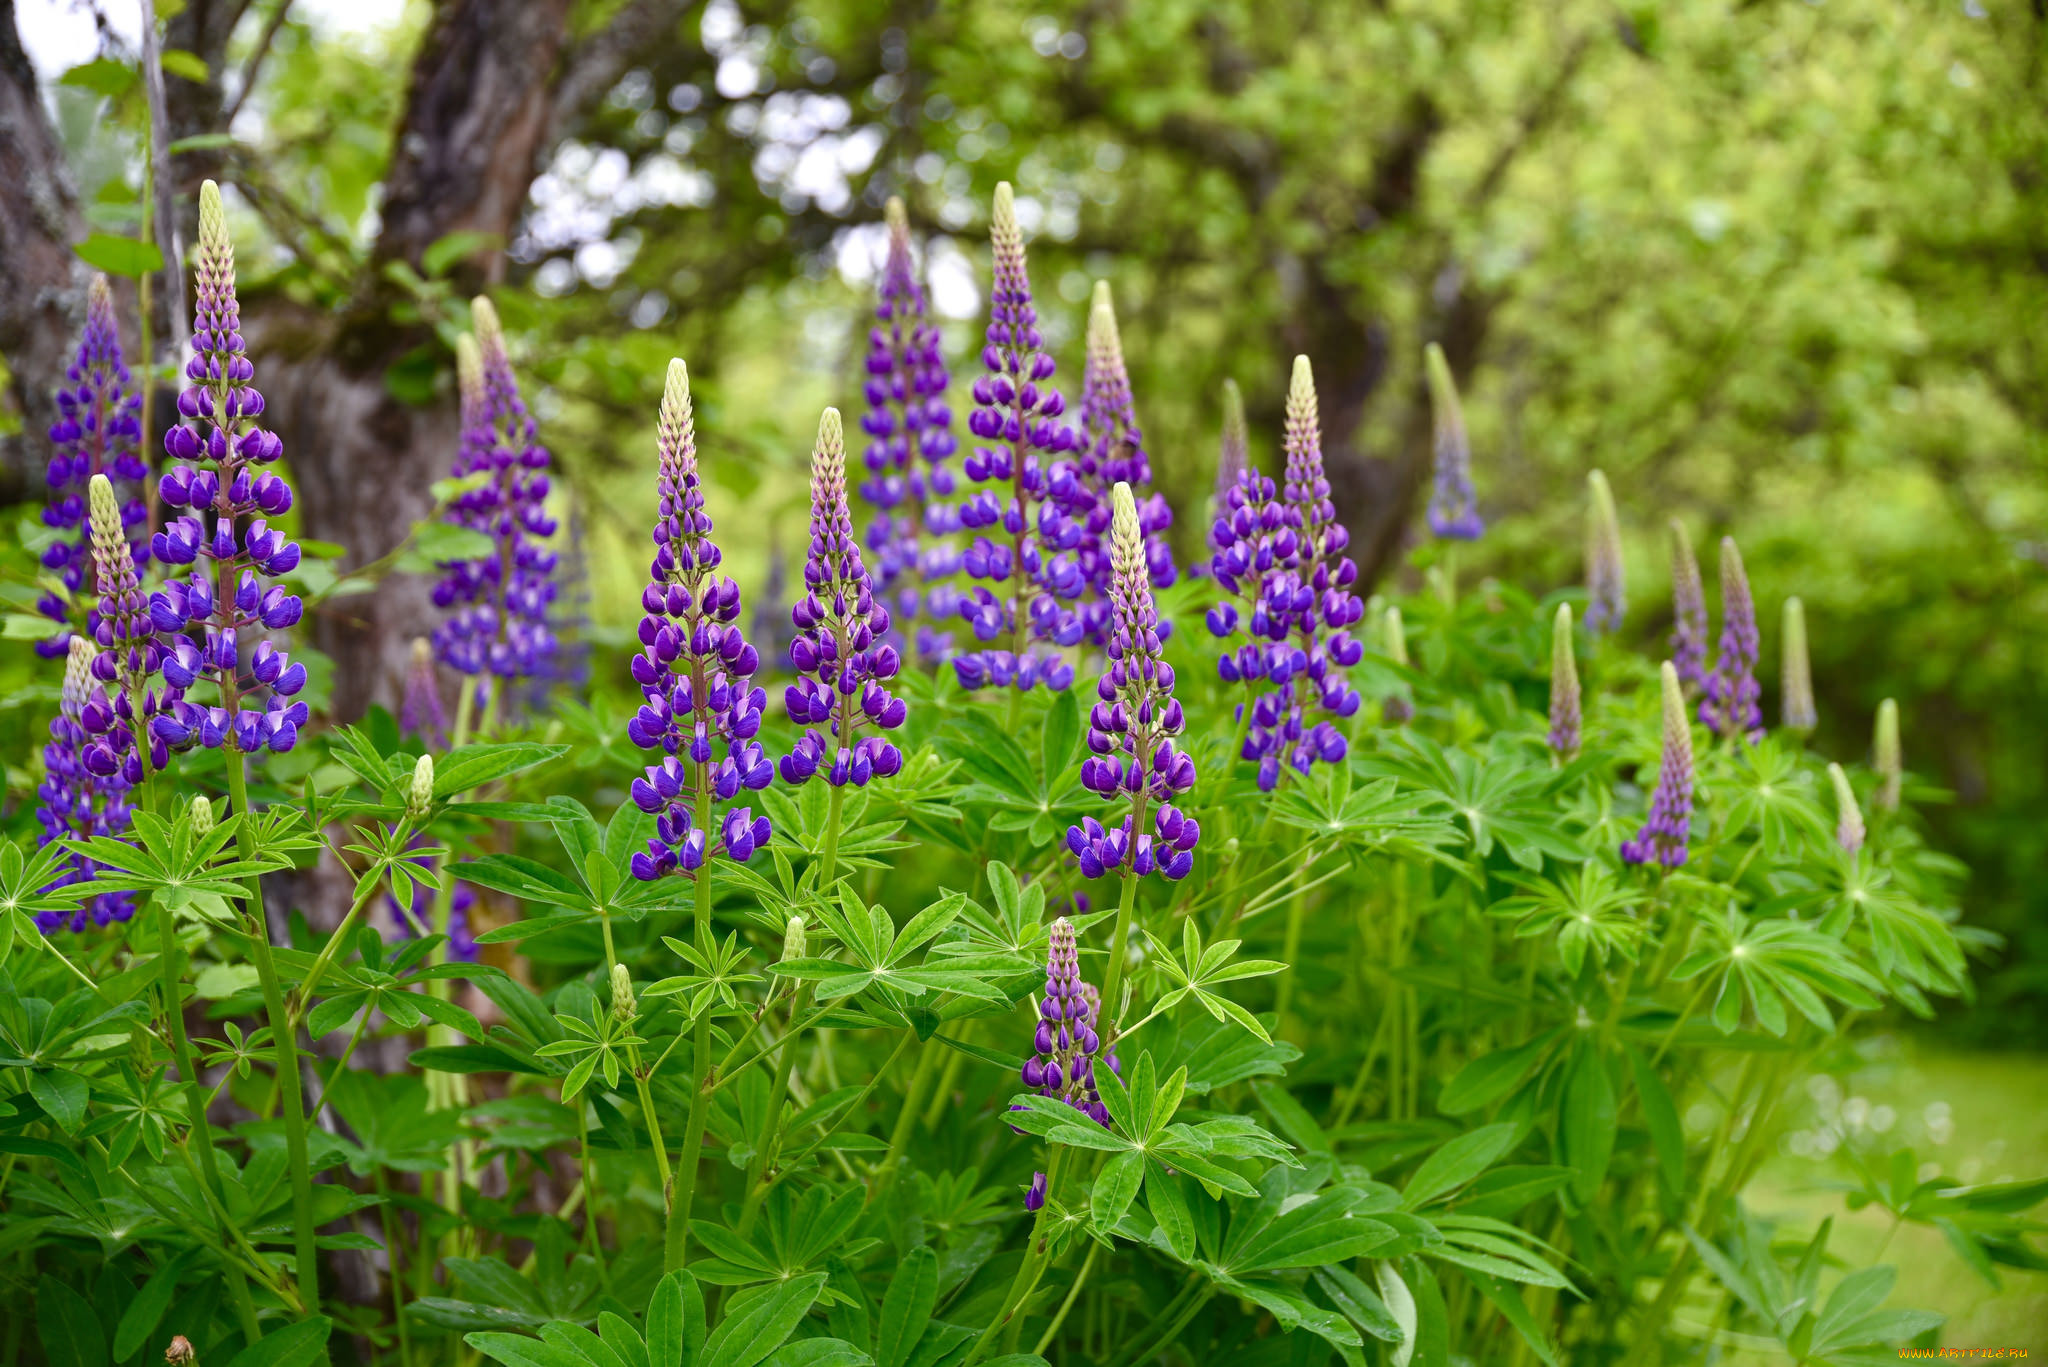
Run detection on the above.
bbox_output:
[955,182,1080,693]
[149,181,309,757]
[1700,536,1763,744]
[38,274,146,658]
[1071,281,1175,645]
[430,300,561,698]
[1204,417,1311,768]
[401,637,447,747]
[35,637,137,933]
[1828,763,1865,854]
[1585,470,1626,635]
[1621,662,1695,868]
[1780,596,1816,733]
[81,475,174,782]
[780,408,908,787]
[859,196,960,662]
[626,360,772,879]
[1214,378,1248,513]
[1873,699,1901,811]
[1018,918,1112,1129]
[1380,604,1413,725]
[1067,484,1199,880]
[1669,519,1707,692]
[1423,343,1482,540]
[1548,603,1580,759]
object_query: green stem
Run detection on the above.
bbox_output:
[1110,1275,1209,1367]
[226,756,320,1313]
[817,784,846,889]
[1272,832,1311,1029]
[1032,1239,1100,1356]
[374,1169,412,1367]
[870,1029,939,1205]
[738,983,815,1234]
[665,861,714,1272]
[288,824,413,1031]
[964,1147,1071,1366]
[154,900,262,1342]
[1099,872,1140,1033]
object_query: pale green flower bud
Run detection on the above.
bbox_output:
[611,963,636,1022]
[1781,597,1816,732]
[1828,762,1865,853]
[409,754,435,818]
[189,795,215,837]
[782,915,807,962]
[1873,698,1901,811]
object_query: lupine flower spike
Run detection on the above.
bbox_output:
[85,476,173,780]
[38,274,145,657]
[1381,604,1413,725]
[1067,484,1199,880]
[1423,343,1482,540]
[1205,415,1306,764]
[1669,519,1707,693]
[35,637,136,932]
[1780,596,1816,733]
[1828,763,1865,854]
[780,408,908,787]
[1700,536,1763,744]
[1019,917,1113,1126]
[1584,470,1626,635]
[859,196,959,660]
[1621,662,1695,868]
[401,637,447,747]
[1072,281,1175,645]
[1548,603,1580,760]
[955,182,1080,692]
[150,181,309,756]
[431,301,561,696]
[626,361,772,878]
[1214,378,1248,515]
[1873,698,1901,812]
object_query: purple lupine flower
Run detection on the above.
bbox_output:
[1423,343,1482,540]
[1205,461,1308,708]
[1669,519,1707,692]
[37,274,146,659]
[401,637,447,748]
[1781,596,1816,733]
[1585,471,1625,635]
[1700,536,1763,744]
[1071,282,1175,646]
[780,408,908,787]
[1019,918,1112,1128]
[1067,484,1199,880]
[1023,1171,1047,1212]
[430,302,561,696]
[81,476,176,781]
[1548,603,1580,759]
[860,196,961,663]
[626,360,772,879]
[35,638,136,933]
[1621,662,1694,868]
[147,182,309,757]
[1828,763,1864,854]
[953,182,1080,692]
[1214,377,1248,518]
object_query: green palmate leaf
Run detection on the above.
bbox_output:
[112,1251,195,1360]
[435,742,569,797]
[876,1244,936,1367]
[221,1318,335,1367]
[1625,1043,1685,1195]
[73,233,164,278]
[36,1275,104,1367]
[466,1334,589,1367]
[1402,1123,1518,1210]
[699,1272,827,1367]
[1436,1032,1555,1116]
[1561,1047,1617,1203]
[1090,1149,1146,1233]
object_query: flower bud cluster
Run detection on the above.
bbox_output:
[1019,919,1115,1127]
[1549,603,1581,759]
[781,409,908,787]
[859,197,961,662]
[1070,283,1176,646]
[626,362,772,878]
[1700,536,1763,744]
[1621,662,1695,868]
[1669,519,1707,692]
[37,275,146,659]
[1423,344,1483,540]
[953,183,1080,693]
[34,639,136,933]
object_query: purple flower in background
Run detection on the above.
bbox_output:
[626,361,772,879]
[859,196,961,662]
[1700,536,1763,743]
[1423,343,1482,540]
[1067,484,1199,881]
[401,637,447,748]
[954,182,1080,693]
[1669,519,1707,693]
[780,408,908,787]
[431,302,561,697]
[1621,662,1694,868]
[1213,378,1248,519]
[1019,918,1113,1131]
[38,274,146,659]
[148,182,309,757]
[1071,282,1175,645]
[1828,762,1864,855]
[1023,1170,1047,1212]
[82,476,175,782]
[35,638,136,933]
[1585,470,1625,635]
[1548,603,1580,759]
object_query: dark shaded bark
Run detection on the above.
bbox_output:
[0,0,89,503]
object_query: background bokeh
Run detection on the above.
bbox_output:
[2,0,2044,1043]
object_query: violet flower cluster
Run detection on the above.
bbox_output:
[84,477,175,778]
[431,303,561,692]
[1669,519,1707,693]
[1621,662,1695,868]
[1423,343,1482,540]
[1070,282,1175,645]
[1585,470,1626,635]
[859,197,961,662]
[1700,536,1763,744]
[1020,918,1117,1207]
[954,183,1080,692]
[149,181,309,755]
[626,361,772,878]
[780,408,908,787]
[1548,603,1580,759]
[1213,378,1248,519]
[1067,484,1199,880]
[38,274,146,659]
[35,639,136,933]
